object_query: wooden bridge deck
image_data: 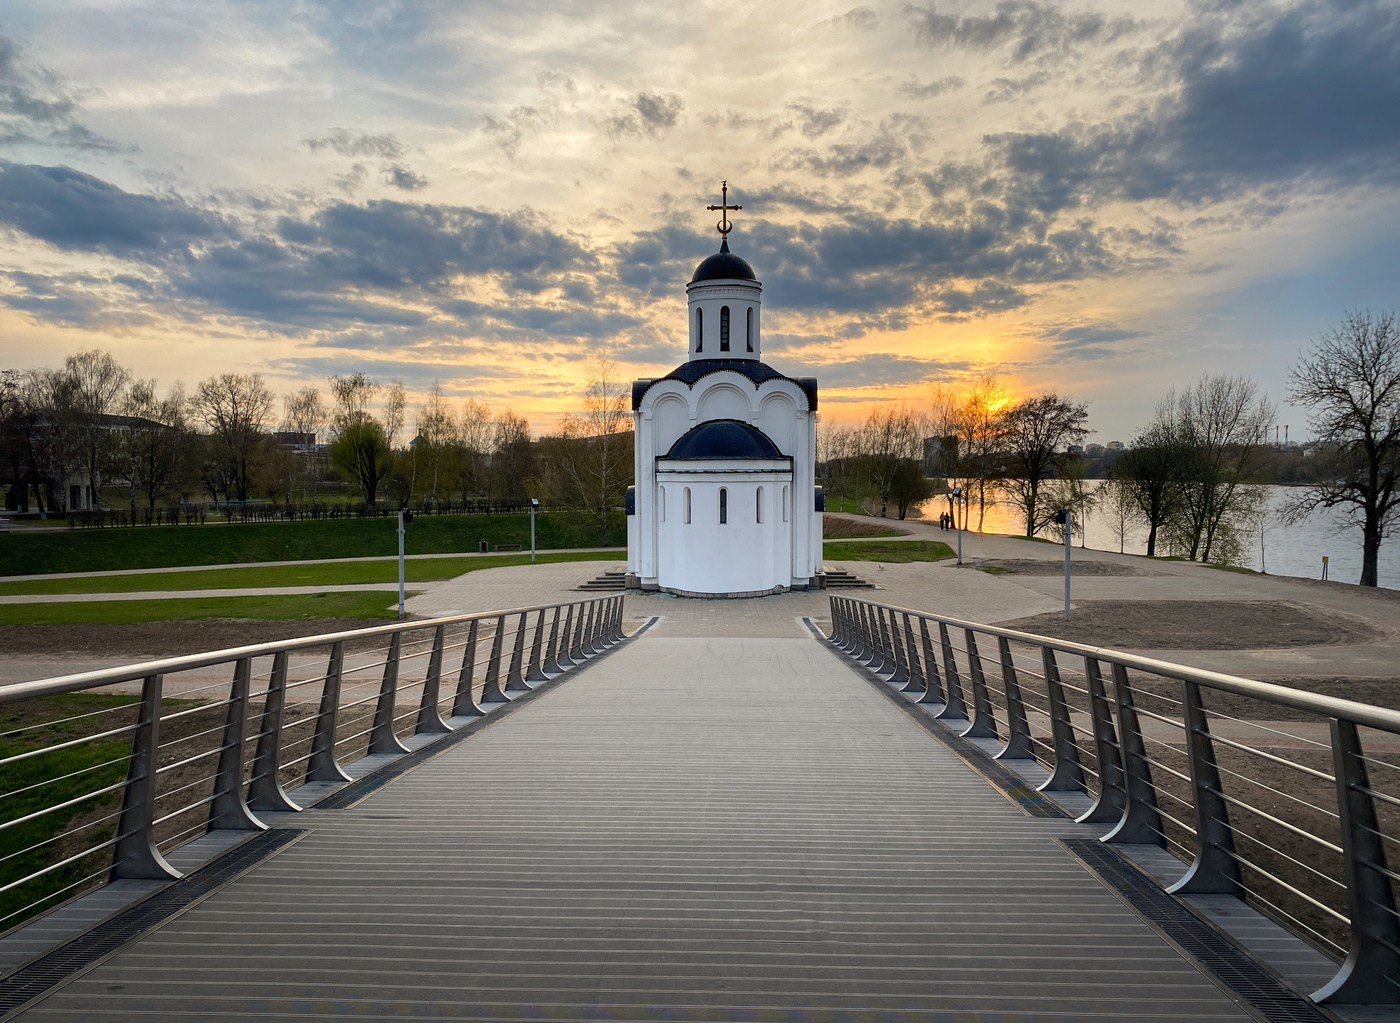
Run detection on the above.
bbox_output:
[15,630,1260,1021]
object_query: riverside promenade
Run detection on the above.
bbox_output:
[12,627,1263,1021]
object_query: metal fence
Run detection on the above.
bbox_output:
[0,595,625,934]
[827,594,1400,1005]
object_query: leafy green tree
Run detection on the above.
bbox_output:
[889,459,935,520]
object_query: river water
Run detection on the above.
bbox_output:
[918,484,1397,591]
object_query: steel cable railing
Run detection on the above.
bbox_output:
[826,594,1400,1006]
[0,594,625,934]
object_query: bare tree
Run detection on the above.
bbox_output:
[328,373,392,503]
[817,421,859,514]
[490,408,534,499]
[283,386,326,502]
[859,404,927,517]
[116,379,190,510]
[67,349,130,508]
[543,354,633,537]
[1288,309,1400,586]
[414,381,453,505]
[452,399,493,500]
[1168,374,1274,562]
[192,373,274,502]
[955,376,1009,530]
[1111,397,1189,557]
[1000,393,1090,536]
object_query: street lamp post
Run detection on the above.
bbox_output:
[397,506,414,619]
[1054,507,1071,620]
[529,498,540,563]
[951,486,962,565]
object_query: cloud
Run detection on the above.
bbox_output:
[789,104,845,138]
[1038,322,1147,362]
[906,0,1140,62]
[0,33,123,152]
[607,91,684,139]
[301,129,405,159]
[0,161,228,256]
[383,164,428,191]
[898,75,965,99]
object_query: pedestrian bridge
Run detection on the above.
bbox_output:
[1,596,1397,1021]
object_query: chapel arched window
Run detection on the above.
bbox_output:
[684,487,691,524]
[695,309,703,352]
[658,485,666,522]
[746,307,753,352]
[720,306,730,352]
[782,485,789,522]
[756,486,763,523]
[719,487,728,524]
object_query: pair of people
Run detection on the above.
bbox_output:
[938,512,957,531]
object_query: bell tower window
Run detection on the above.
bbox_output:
[746,307,753,352]
[720,306,730,352]
[695,308,703,353]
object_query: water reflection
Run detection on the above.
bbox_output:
[917,483,1392,590]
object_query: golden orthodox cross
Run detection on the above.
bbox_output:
[706,181,742,240]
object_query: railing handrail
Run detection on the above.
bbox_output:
[0,600,588,707]
[839,595,1400,735]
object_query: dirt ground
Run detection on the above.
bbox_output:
[961,558,1164,577]
[0,618,387,658]
[998,599,1382,651]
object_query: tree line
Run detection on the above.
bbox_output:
[0,350,634,540]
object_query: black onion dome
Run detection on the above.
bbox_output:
[690,241,757,283]
[665,419,784,460]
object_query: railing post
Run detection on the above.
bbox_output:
[1168,681,1241,895]
[827,597,843,646]
[1077,657,1125,825]
[525,609,550,683]
[480,615,509,704]
[452,620,484,718]
[543,606,563,674]
[886,609,911,686]
[415,624,450,734]
[850,603,870,661]
[915,618,944,707]
[210,658,266,831]
[369,632,412,753]
[598,598,617,646]
[505,612,531,692]
[840,600,858,652]
[111,673,181,880]
[306,642,351,782]
[994,636,1033,760]
[569,603,587,662]
[1313,717,1400,1004]
[1104,663,1164,845]
[582,601,600,655]
[960,630,998,738]
[935,622,968,720]
[614,595,627,641]
[869,607,892,675]
[901,613,925,693]
[1037,648,1086,793]
[247,651,301,812]
[557,604,578,668]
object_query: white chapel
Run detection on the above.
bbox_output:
[626,186,823,597]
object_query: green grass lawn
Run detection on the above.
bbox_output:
[0,592,406,626]
[823,540,956,563]
[0,512,625,576]
[0,550,619,595]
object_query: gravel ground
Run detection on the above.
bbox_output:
[997,598,1381,650]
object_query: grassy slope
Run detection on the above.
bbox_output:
[0,550,619,595]
[0,592,405,626]
[823,540,956,563]
[0,512,625,576]
[821,517,910,540]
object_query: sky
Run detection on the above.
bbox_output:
[0,0,1396,441]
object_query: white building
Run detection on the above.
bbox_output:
[626,234,822,597]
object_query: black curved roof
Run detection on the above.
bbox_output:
[664,419,785,461]
[690,240,757,283]
[632,359,818,411]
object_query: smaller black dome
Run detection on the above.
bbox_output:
[665,419,784,460]
[691,242,757,283]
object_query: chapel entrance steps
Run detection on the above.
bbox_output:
[822,566,875,588]
[575,570,627,592]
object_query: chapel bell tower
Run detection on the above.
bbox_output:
[686,182,761,362]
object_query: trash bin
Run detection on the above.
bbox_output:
[479,539,489,553]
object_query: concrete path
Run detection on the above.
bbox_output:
[16,633,1256,1021]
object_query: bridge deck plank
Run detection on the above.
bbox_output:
[19,635,1255,1021]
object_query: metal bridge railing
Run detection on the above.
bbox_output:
[827,594,1400,1006]
[0,595,625,934]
